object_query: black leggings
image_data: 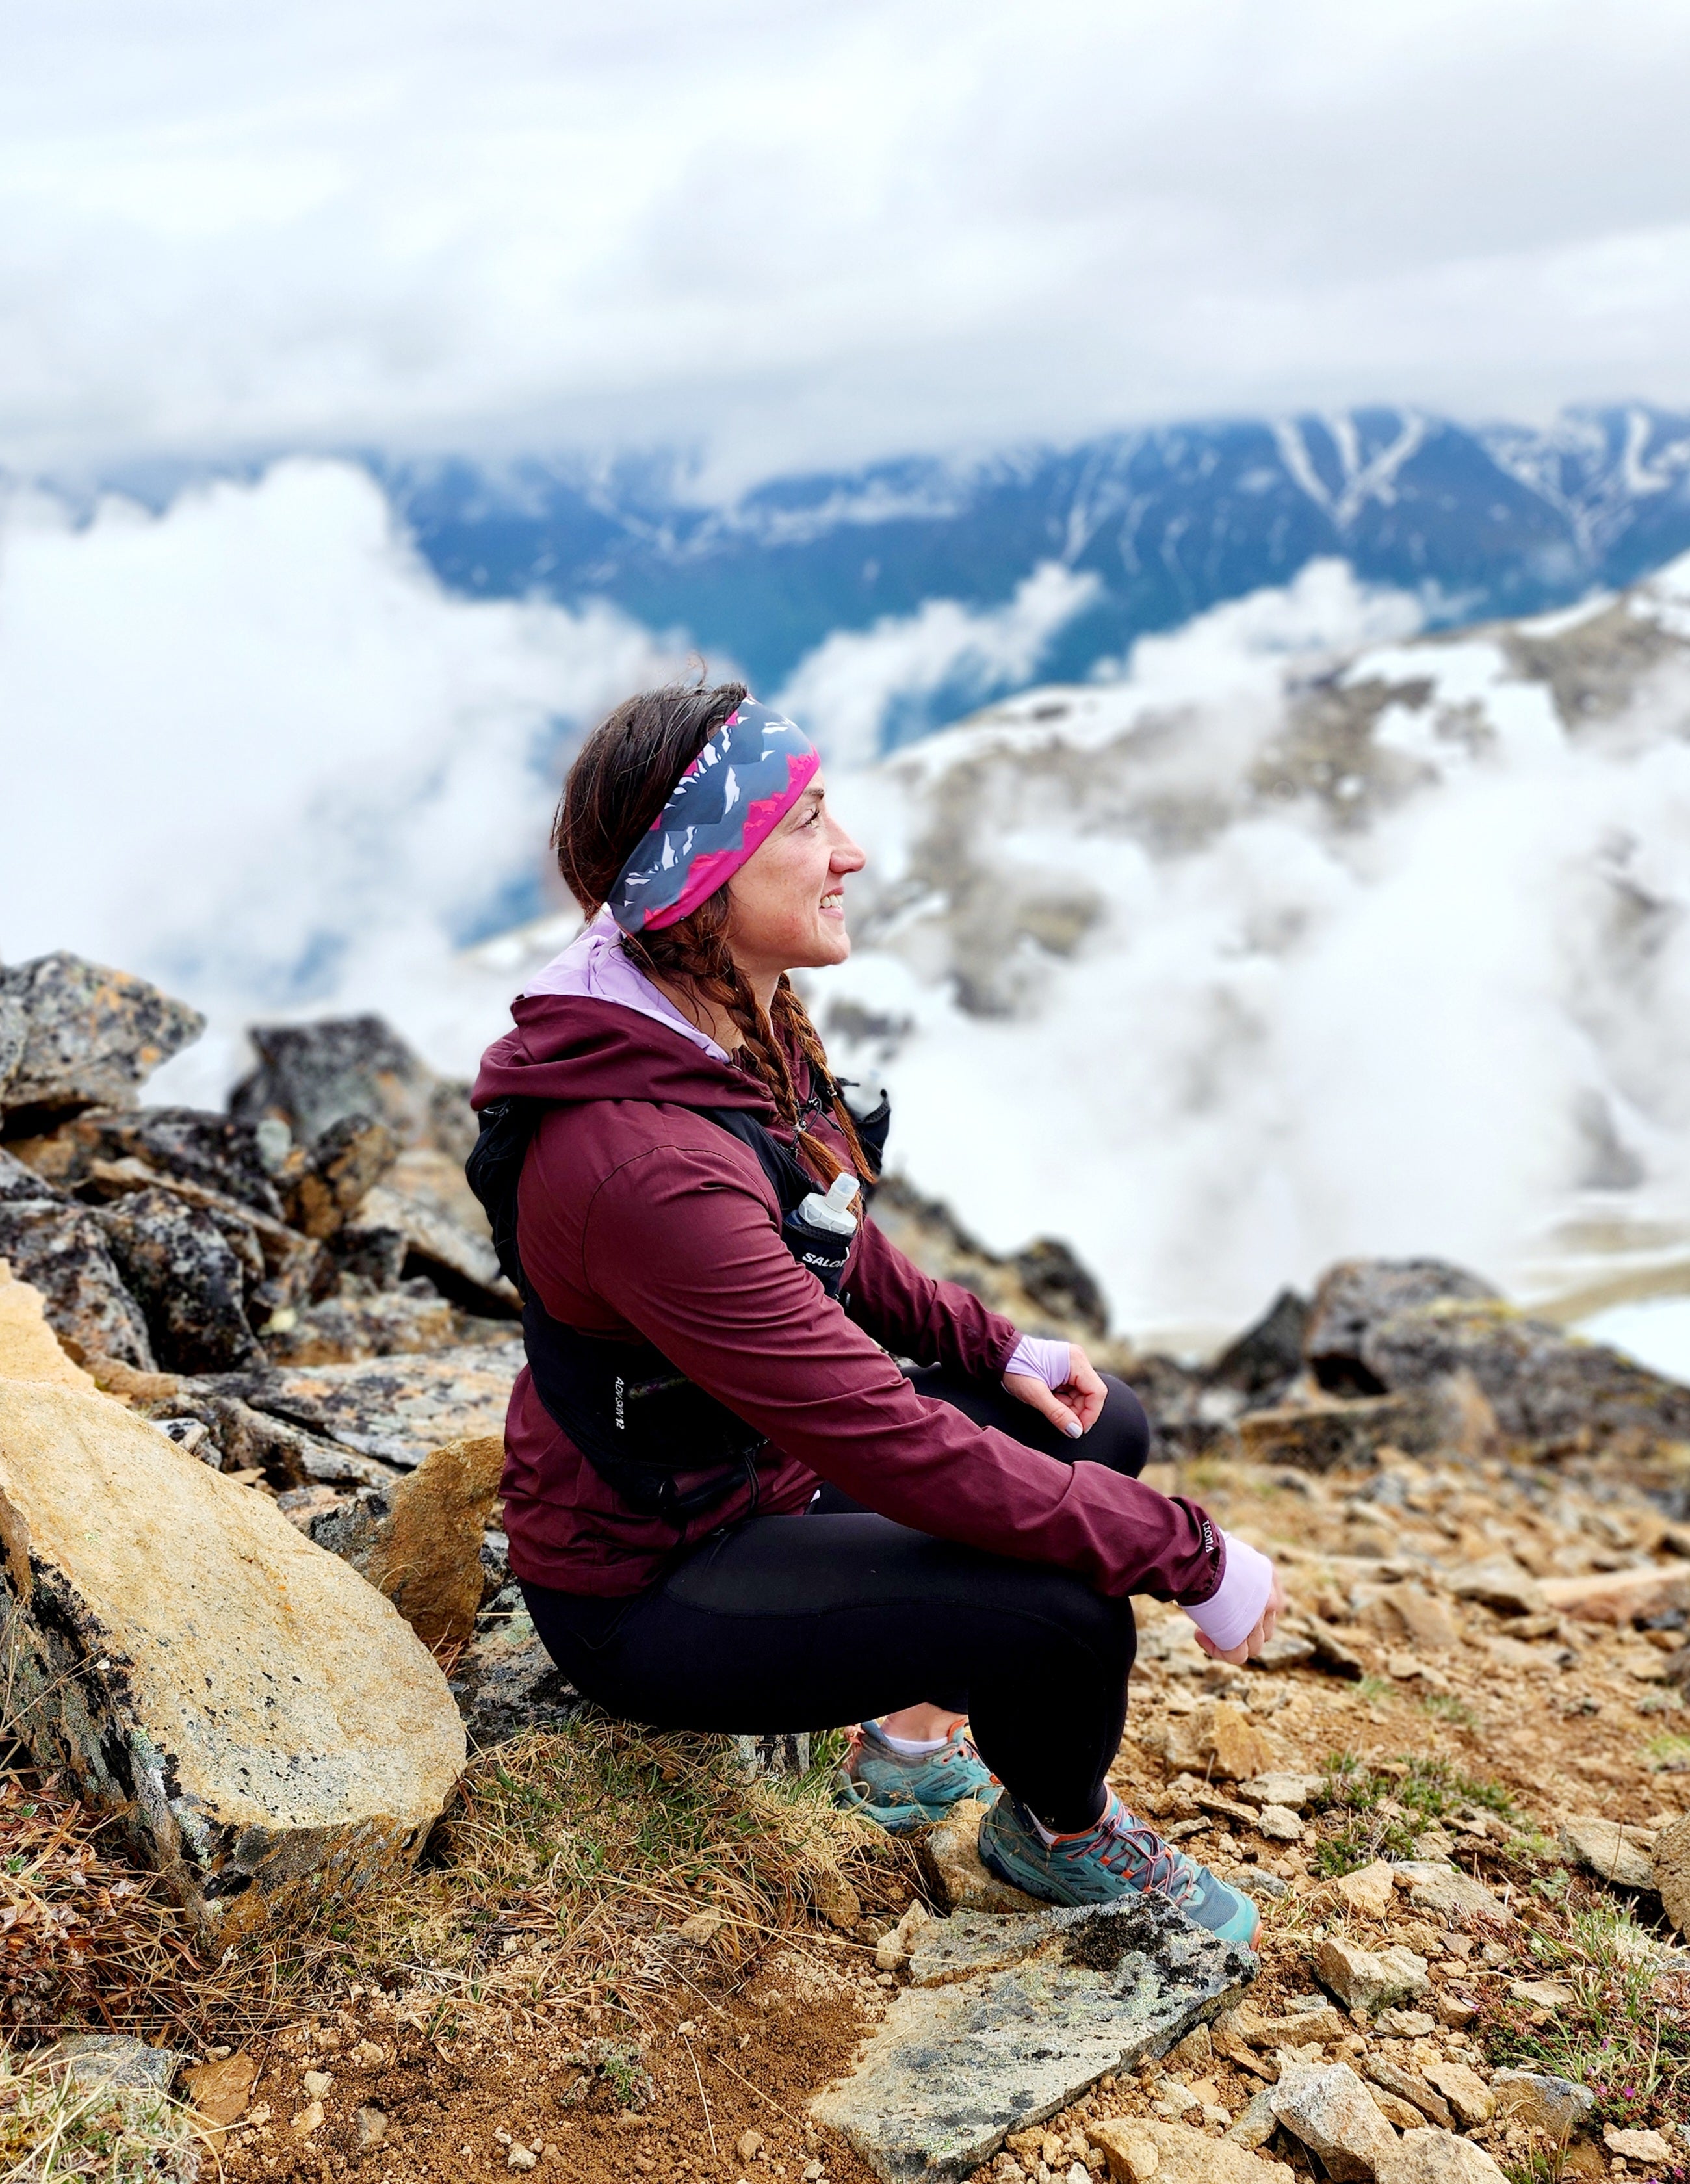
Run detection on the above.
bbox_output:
[522,1370,1150,1832]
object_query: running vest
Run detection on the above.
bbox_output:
[466,1083,890,1526]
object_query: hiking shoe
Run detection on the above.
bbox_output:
[978,1791,1260,1946]
[833,1721,1001,1834]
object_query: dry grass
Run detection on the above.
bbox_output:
[0,2046,203,2183]
[246,1715,917,2025]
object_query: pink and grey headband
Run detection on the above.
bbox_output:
[608,699,821,934]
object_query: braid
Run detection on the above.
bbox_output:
[772,980,877,1182]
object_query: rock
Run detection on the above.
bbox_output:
[1303,1258,1690,1459]
[1392,1862,1511,1924]
[1247,1628,1317,1670]
[448,1600,580,1746]
[812,1863,861,1930]
[679,1906,725,1944]
[1270,2061,1399,2181]
[291,2101,324,2136]
[1225,2086,1281,2148]
[309,1433,505,1650]
[1304,1260,1501,1396]
[1446,1557,1546,1617]
[0,1156,155,1368]
[1210,1288,1310,1400]
[83,1154,321,1314]
[183,2050,259,2127]
[1376,2010,1435,2037]
[277,1115,398,1240]
[733,1729,813,1776]
[1314,1937,1430,2013]
[260,1286,464,1366]
[1488,2072,1596,2135]
[0,953,203,1123]
[99,1185,265,1373]
[1162,1700,1277,1780]
[1420,2062,1494,2128]
[1086,2117,1293,2183]
[1365,2058,1452,2128]
[810,1892,1255,2182]
[10,1106,287,1220]
[1375,2131,1507,2184]
[0,1259,97,1389]
[0,1378,465,1936]
[1256,1802,1303,1841]
[1372,2090,1429,2132]
[219,1340,524,1468]
[1238,1771,1322,1811]
[300,2070,333,2100]
[1382,1588,1462,1653]
[232,1013,474,1160]
[357,2107,389,2150]
[1290,1611,1366,1678]
[359,1182,518,1314]
[738,2129,766,2163]
[50,2033,190,2093]
[1232,2001,1348,2048]
[875,1902,931,1972]
[1559,1815,1657,1890]
[1604,2126,1673,2164]
[925,1797,1047,1915]
[1238,1387,1468,1473]
[1331,1860,1396,1918]
[1654,1810,1690,1934]
[1509,1979,1574,2010]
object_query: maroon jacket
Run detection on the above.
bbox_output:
[473,991,1226,1606]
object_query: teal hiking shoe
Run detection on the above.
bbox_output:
[978,1791,1261,1947]
[833,1721,1001,1834]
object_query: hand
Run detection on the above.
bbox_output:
[1193,1566,1288,1665]
[1002,1344,1109,1441]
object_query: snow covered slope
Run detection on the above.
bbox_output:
[803,558,1690,1349]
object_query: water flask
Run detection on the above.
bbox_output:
[796,1170,860,1237]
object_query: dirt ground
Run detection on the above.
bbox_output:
[205,1438,1690,2183]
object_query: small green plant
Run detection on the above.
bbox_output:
[1420,1691,1479,1729]
[0,2048,201,2183]
[1356,1674,1396,1705]
[1644,1732,1690,1772]
[1308,1752,1516,1876]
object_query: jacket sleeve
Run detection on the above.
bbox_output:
[578,1140,1221,1605]
[842,1210,1021,1379]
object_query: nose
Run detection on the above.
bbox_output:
[827,815,866,876]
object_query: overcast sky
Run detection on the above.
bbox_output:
[5,0,1690,486]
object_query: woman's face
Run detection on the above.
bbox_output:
[725,773,866,983]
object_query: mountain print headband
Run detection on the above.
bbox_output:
[608,699,821,934]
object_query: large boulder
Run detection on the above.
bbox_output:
[215,1340,525,1469]
[1303,1256,1690,1456]
[231,1015,475,1161]
[0,1260,98,1389]
[309,1433,504,1650]
[5,1106,286,1221]
[0,1152,155,1369]
[0,1377,465,1938]
[0,955,203,1124]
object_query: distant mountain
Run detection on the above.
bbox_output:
[383,404,1690,726]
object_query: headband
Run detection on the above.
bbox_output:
[607,699,821,934]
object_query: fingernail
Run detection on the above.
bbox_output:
[1064,1420,1082,1439]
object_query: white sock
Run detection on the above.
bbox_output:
[873,1721,952,1757]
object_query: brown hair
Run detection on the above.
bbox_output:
[552,681,872,1182]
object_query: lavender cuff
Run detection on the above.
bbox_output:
[1004,1334,1072,1388]
[1181,1533,1275,1653]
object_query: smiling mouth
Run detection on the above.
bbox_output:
[820,892,844,912]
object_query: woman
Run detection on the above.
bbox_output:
[471,681,1283,1944]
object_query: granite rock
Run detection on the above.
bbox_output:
[277,1115,398,1240]
[259,1286,463,1367]
[99,1186,264,1374]
[309,1433,506,1650]
[448,1599,581,1746]
[1420,2062,1494,2127]
[0,954,203,1123]
[0,1260,98,1390]
[1314,1936,1430,2012]
[1392,1861,1511,1924]
[7,1106,285,1221]
[1559,1815,1657,1891]
[212,1340,525,1469]
[0,1155,155,1369]
[1086,2116,1293,2183]
[0,1377,464,1936]
[358,1182,517,1315]
[231,1014,474,1160]
[1446,1557,1546,1617]
[1270,2062,1399,2181]
[1375,2131,1507,2184]
[810,1892,1256,2181]
[1488,2071,1595,2136]
[49,2034,190,2094]
[1238,1386,1470,1474]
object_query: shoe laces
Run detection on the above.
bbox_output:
[1076,1802,1202,1905]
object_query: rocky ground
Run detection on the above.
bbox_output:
[3,948,1690,2184]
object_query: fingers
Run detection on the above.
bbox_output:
[1002,1372,1084,1440]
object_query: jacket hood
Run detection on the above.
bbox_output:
[472,990,778,1119]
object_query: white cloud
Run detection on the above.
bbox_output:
[3,0,1690,479]
[0,459,678,1085]
[776,562,1100,765]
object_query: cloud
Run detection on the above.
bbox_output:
[0,459,677,1086]
[777,562,1101,764]
[3,1,1690,480]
